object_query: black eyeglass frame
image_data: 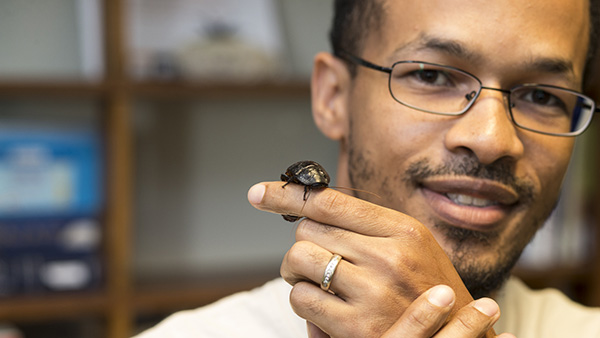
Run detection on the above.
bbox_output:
[337,50,599,137]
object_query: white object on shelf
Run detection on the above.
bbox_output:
[76,0,104,81]
[127,0,285,80]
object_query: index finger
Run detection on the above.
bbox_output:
[247,181,421,237]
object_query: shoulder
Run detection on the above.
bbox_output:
[495,277,600,338]
[134,278,306,338]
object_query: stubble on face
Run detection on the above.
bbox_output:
[348,139,557,298]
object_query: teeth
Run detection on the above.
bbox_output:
[447,193,497,207]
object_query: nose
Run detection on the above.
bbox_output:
[444,88,524,164]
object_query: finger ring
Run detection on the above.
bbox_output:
[321,254,343,292]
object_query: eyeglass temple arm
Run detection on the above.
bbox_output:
[583,105,600,113]
[579,100,599,113]
[336,50,393,74]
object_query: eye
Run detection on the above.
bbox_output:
[512,86,573,118]
[522,88,563,107]
[391,62,475,93]
[413,68,452,86]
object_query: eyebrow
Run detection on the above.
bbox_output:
[396,34,577,82]
[522,57,575,77]
[416,36,481,63]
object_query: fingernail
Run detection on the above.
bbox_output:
[473,298,499,317]
[248,184,266,205]
[427,285,454,307]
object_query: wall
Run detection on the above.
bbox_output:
[132,0,336,277]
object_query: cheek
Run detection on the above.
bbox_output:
[523,137,574,197]
[347,104,445,208]
[349,93,443,161]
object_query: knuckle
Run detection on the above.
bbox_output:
[436,302,496,336]
[280,252,296,283]
[294,219,314,240]
[373,244,413,277]
[396,222,428,242]
[455,313,481,333]
[286,241,314,267]
[284,240,324,283]
[321,224,349,241]
[358,318,389,338]
[383,213,430,242]
[289,283,326,317]
[333,313,384,338]
[318,190,348,219]
[384,248,406,271]
[297,216,349,243]
[405,310,436,332]
[296,218,338,237]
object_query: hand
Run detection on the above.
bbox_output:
[248,182,498,337]
[306,285,515,338]
[382,285,515,337]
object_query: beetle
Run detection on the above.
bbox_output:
[280,160,330,222]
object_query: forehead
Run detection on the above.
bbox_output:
[368,0,590,80]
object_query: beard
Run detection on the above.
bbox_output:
[348,145,557,298]
[434,220,532,299]
[406,157,544,299]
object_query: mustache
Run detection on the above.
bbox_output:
[404,156,535,203]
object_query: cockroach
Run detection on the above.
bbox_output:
[281,160,330,222]
[280,160,379,222]
[281,160,331,199]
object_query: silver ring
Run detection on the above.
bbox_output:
[321,254,343,292]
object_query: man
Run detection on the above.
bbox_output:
[136,0,600,337]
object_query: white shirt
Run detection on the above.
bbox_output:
[494,277,600,337]
[135,277,600,337]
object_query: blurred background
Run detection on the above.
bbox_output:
[0,1,598,337]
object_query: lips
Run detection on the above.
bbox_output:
[420,176,520,230]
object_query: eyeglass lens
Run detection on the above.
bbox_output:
[388,62,594,135]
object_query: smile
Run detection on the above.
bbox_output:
[446,193,498,207]
[420,176,520,230]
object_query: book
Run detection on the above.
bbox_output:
[0,126,103,296]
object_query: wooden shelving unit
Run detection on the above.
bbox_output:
[0,293,107,323]
[131,80,309,100]
[0,1,599,337]
[0,82,107,98]
[0,1,290,337]
[0,2,307,336]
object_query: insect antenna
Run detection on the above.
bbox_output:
[329,186,382,200]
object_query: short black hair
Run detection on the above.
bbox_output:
[589,0,600,57]
[584,0,600,90]
[330,0,600,88]
[329,0,384,75]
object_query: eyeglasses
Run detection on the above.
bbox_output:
[338,50,599,136]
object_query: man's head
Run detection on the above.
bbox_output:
[330,0,600,88]
[312,0,597,298]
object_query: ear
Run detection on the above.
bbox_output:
[311,52,352,141]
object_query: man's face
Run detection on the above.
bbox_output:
[334,0,590,297]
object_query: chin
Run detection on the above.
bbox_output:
[434,221,526,298]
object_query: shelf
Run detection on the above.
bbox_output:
[131,80,310,100]
[133,269,280,316]
[0,270,278,322]
[514,264,590,284]
[0,292,108,323]
[0,80,310,100]
[0,82,107,98]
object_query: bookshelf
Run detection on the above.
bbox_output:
[0,1,598,337]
